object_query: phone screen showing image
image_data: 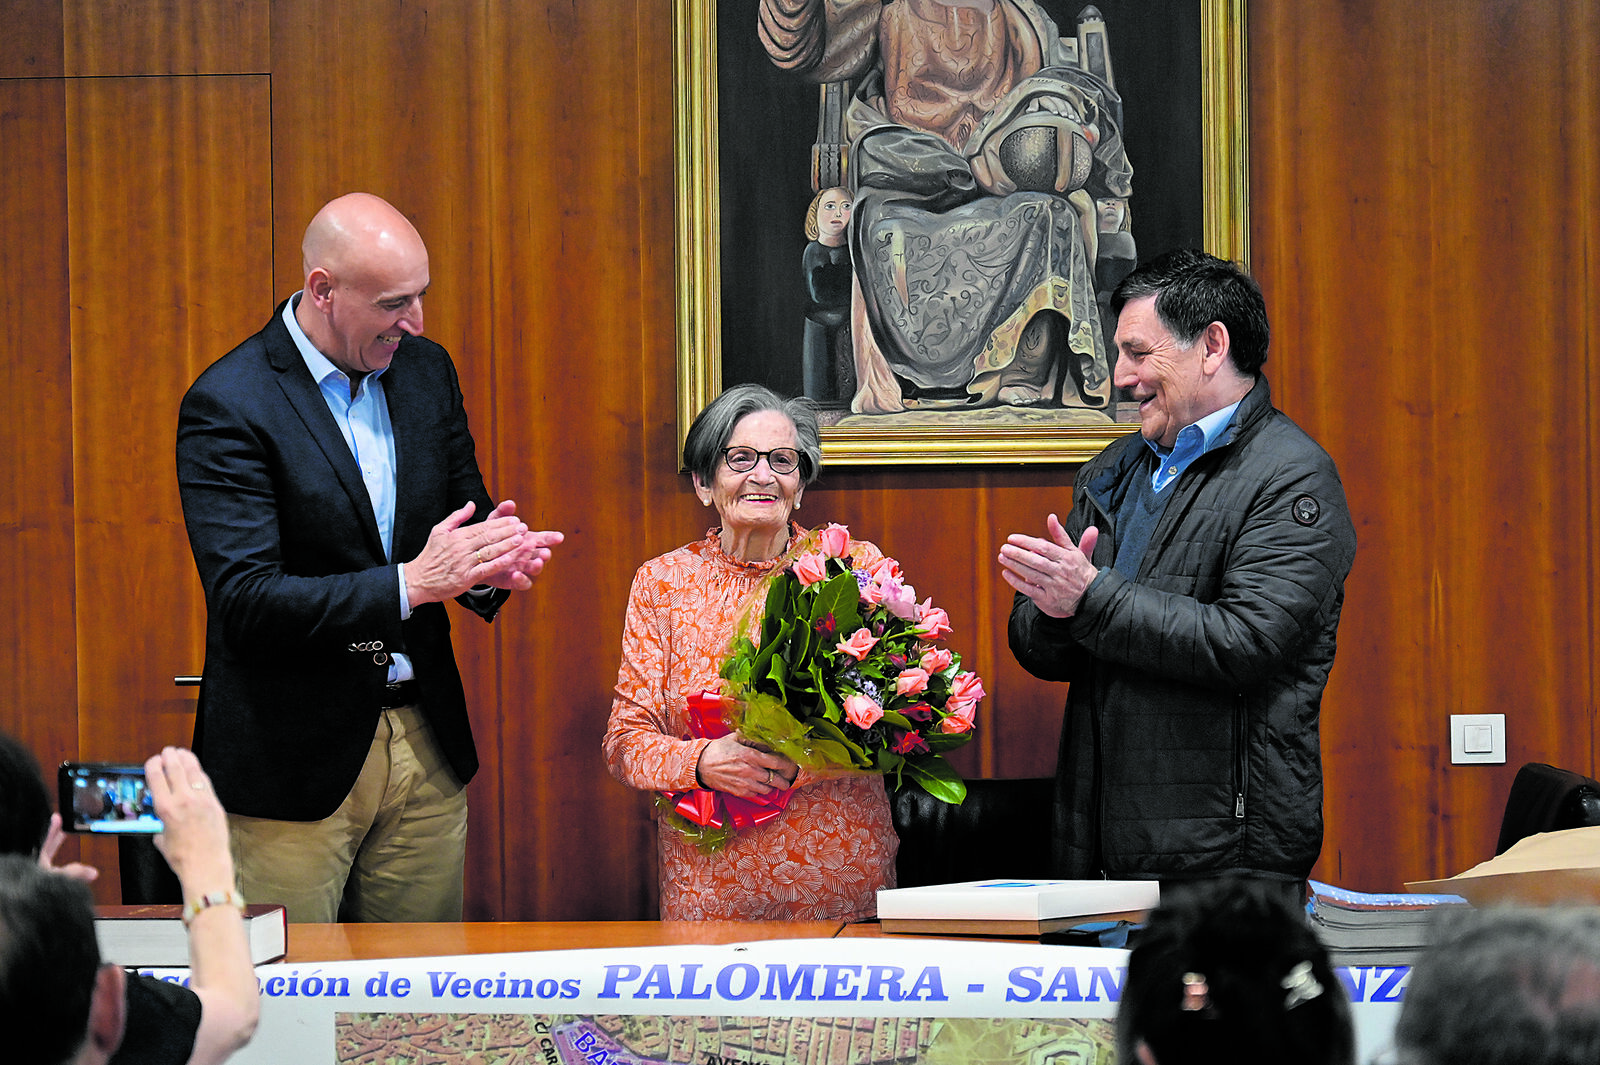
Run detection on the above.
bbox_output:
[57,762,164,834]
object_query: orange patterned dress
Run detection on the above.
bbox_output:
[604,528,898,920]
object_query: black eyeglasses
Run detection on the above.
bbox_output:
[721,446,801,475]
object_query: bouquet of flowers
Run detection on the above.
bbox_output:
[743,521,981,765]
[659,524,984,851]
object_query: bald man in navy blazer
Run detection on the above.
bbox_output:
[177,193,562,922]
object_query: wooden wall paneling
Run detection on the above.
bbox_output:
[0,0,64,77]
[63,0,269,76]
[1583,1,1600,773]
[0,78,78,838]
[1420,1,1593,876]
[480,0,687,921]
[67,74,274,894]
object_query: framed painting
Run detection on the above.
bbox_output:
[675,0,1248,465]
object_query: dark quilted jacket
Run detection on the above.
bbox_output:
[1009,376,1357,881]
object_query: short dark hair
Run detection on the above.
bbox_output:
[1395,906,1600,1065]
[0,853,104,1065]
[1117,878,1355,1065]
[682,384,823,488]
[1111,248,1271,374]
[0,731,52,858]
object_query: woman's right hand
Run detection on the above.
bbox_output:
[695,735,798,798]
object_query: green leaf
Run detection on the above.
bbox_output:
[901,757,968,804]
[809,716,872,767]
[922,730,976,753]
[813,572,862,634]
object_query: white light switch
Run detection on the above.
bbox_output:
[1450,714,1506,764]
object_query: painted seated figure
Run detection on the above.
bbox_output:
[760,0,1136,413]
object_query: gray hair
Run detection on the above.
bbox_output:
[1394,906,1600,1065]
[683,384,823,487]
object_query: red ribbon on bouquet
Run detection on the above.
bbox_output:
[662,691,793,832]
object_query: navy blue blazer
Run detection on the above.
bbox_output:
[177,300,506,820]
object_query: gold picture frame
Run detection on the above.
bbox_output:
[675,0,1249,466]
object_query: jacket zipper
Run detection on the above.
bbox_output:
[1233,695,1247,820]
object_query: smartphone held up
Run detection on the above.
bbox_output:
[58,761,163,834]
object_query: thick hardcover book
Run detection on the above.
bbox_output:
[94,904,288,967]
[876,879,1159,935]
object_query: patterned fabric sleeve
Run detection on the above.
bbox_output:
[602,559,708,792]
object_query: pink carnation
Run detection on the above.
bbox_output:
[793,552,829,586]
[919,647,954,674]
[915,603,952,639]
[894,668,930,697]
[844,693,884,729]
[881,578,919,620]
[836,628,880,661]
[818,523,851,559]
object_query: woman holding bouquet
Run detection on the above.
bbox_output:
[604,384,898,920]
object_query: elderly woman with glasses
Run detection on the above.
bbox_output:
[603,384,898,920]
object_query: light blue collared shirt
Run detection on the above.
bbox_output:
[1146,399,1243,493]
[283,295,414,682]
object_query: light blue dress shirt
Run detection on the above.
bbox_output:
[283,295,414,683]
[1146,398,1244,493]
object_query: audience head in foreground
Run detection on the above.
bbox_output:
[0,853,123,1065]
[1393,906,1600,1065]
[0,730,259,1065]
[1117,878,1355,1065]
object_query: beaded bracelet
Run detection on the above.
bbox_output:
[182,889,246,927]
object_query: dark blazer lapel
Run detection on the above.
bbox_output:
[382,348,429,564]
[261,306,388,562]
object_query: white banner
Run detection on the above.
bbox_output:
[138,937,1405,1063]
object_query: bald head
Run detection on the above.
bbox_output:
[295,193,431,381]
[301,193,427,286]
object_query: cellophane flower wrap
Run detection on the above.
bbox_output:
[719,523,983,805]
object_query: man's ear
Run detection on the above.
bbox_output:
[1199,320,1232,373]
[305,267,336,309]
[84,963,127,1062]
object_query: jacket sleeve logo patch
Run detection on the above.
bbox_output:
[1292,495,1321,526]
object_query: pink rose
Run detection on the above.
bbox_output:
[915,603,952,639]
[895,668,930,697]
[950,671,986,705]
[836,628,880,661]
[858,577,886,606]
[870,556,902,583]
[919,647,954,674]
[818,523,851,559]
[939,700,976,734]
[793,552,829,586]
[844,693,884,729]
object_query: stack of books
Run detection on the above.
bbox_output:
[876,878,1160,936]
[1305,880,1468,967]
